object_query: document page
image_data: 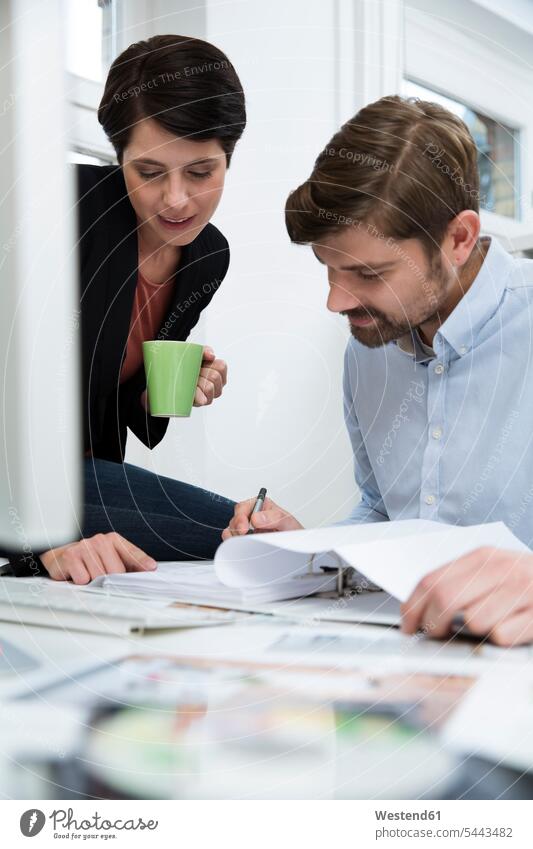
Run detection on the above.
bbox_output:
[215,519,528,602]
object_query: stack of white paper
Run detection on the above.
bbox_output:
[90,561,338,605]
[88,519,529,615]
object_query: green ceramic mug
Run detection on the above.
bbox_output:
[143,340,204,417]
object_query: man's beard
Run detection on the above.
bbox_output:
[344,260,450,349]
[343,307,416,348]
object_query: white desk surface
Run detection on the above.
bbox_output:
[0,595,532,800]
[0,606,525,698]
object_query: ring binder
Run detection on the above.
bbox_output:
[302,552,355,596]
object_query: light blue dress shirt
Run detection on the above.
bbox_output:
[342,237,533,546]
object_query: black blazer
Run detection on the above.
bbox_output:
[0,165,230,574]
[77,164,230,462]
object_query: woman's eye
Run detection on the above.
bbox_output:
[360,273,380,281]
[139,171,162,180]
[189,170,213,180]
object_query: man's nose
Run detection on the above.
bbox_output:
[326,279,364,313]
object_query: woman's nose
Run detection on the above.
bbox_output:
[162,176,189,210]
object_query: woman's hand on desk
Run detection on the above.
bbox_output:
[401,546,533,647]
[222,497,303,539]
[194,347,227,407]
[40,532,157,584]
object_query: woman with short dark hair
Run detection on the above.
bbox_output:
[11,35,246,583]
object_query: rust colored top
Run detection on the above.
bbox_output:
[120,271,175,383]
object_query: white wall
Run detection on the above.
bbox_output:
[126,0,365,526]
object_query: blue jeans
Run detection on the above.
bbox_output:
[83,459,235,561]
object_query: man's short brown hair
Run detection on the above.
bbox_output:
[285,95,480,257]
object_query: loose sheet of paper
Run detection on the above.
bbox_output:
[335,522,529,602]
[215,519,445,587]
[441,666,533,772]
[215,519,528,602]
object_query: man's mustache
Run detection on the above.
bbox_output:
[341,307,384,321]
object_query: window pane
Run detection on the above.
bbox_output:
[65,0,111,82]
[403,80,520,220]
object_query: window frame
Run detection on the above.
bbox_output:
[404,4,533,243]
[402,76,522,223]
[66,0,152,164]
[67,72,115,161]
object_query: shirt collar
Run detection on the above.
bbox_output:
[436,237,513,357]
[393,237,513,363]
[396,329,435,364]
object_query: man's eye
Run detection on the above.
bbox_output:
[139,171,162,180]
[360,273,380,280]
[189,170,213,180]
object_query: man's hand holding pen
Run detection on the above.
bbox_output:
[222,493,303,539]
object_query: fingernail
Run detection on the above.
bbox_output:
[144,558,157,569]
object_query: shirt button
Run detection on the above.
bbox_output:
[434,363,444,374]
[432,427,442,440]
[460,345,467,355]
[425,494,436,505]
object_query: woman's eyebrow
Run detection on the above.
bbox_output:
[186,157,220,166]
[132,157,166,167]
[132,156,220,168]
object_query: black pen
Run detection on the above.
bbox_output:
[247,487,267,534]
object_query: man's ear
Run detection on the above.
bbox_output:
[442,210,481,269]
